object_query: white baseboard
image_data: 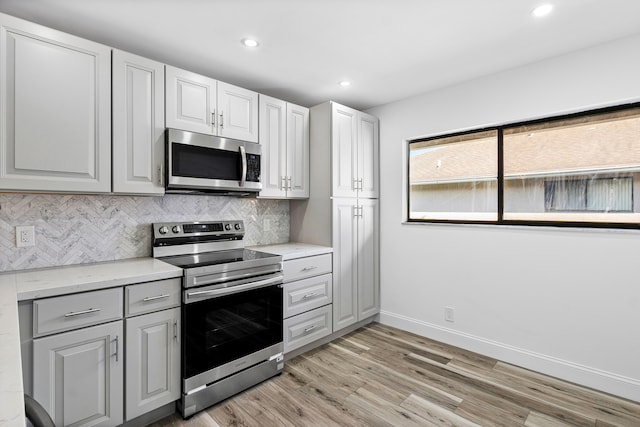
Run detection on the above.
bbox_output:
[378,310,640,403]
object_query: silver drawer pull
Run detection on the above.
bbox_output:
[301,266,318,272]
[302,292,318,299]
[64,307,101,317]
[142,294,171,302]
[304,325,317,334]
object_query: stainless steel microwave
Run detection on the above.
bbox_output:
[165,129,261,195]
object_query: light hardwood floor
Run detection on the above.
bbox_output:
[152,323,640,426]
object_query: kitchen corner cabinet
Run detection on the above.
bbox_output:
[332,198,379,330]
[32,288,125,426]
[165,65,258,142]
[25,278,180,426]
[112,50,165,195]
[259,95,309,199]
[0,13,111,193]
[332,103,379,199]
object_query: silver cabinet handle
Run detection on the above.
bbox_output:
[281,176,287,191]
[211,110,216,127]
[220,111,224,129]
[353,178,359,191]
[287,176,292,190]
[142,294,170,302]
[358,178,364,190]
[302,292,318,299]
[157,164,163,186]
[302,266,318,272]
[173,321,178,341]
[64,307,101,317]
[112,335,119,362]
[304,325,317,333]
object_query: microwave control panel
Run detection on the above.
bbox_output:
[246,154,260,182]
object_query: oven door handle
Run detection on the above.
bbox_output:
[186,275,282,300]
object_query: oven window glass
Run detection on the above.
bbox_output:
[172,143,241,181]
[183,284,283,379]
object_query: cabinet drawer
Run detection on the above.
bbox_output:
[283,304,332,353]
[283,273,332,318]
[33,288,123,337]
[125,278,181,317]
[283,253,332,282]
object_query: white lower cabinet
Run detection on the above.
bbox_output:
[281,253,333,354]
[283,305,332,353]
[125,307,180,421]
[33,321,124,427]
[28,278,181,426]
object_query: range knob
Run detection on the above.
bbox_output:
[234,223,241,230]
[225,223,231,231]
[172,225,181,234]
[158,226,169,235]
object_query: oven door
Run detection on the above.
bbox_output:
[182,273,283,389]
[166,129,261,192]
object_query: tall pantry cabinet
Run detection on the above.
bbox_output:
[291,101,380,332]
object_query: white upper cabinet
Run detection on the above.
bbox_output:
[331,104,359,198]
[286,102,310,198]
[357,111,379,199]
[0,13,111,193]
[165,65,258,142]
[331,102,379,199]
[259,95,309,199]
[165,65,217,135]
[112,50,165,195]
[217,81,258,142]
[259,95,287,197]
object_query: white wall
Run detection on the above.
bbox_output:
[367,34,640,401]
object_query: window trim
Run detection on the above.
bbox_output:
[406,102,640,230]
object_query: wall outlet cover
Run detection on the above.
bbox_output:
[16,225,35,248]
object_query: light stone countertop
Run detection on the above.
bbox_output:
[0,257,183,426]
[249,242,332,260]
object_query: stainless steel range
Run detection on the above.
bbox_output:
[152,220,284,418]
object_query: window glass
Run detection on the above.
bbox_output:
[503,108,640,223]
[408,130,498,221]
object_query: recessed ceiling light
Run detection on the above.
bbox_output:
[339,81,351,87]
[241,38,259,48]
[532,4,553,17]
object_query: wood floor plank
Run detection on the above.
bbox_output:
[151,322,640,427]
[400,393,482,427]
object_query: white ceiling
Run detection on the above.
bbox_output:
[1,0,639,110]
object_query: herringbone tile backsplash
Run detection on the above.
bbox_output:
[0,194,289,272]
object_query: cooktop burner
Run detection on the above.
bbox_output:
[159,248,276,269]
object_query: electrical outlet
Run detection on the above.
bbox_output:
[444,306,455,323]
[16,225,35,248]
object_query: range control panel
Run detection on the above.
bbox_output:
[153,220,244,239]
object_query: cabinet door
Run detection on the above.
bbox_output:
[125,308,180,421]
[357,112,379,199]
[112,50,165,195]
[332,198,358,330]
[0,13,111,193]
[217,81,258,142]
[33,321,123,427]
[258,95,287,198]
[286,103,310,198]
[165,65,217,135]
[331,103,358,197]
[357,199,380,320]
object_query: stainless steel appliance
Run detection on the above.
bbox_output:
[165,129,262,195]
[152,220,284,418]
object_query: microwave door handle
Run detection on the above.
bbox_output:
[239,145,247,187]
